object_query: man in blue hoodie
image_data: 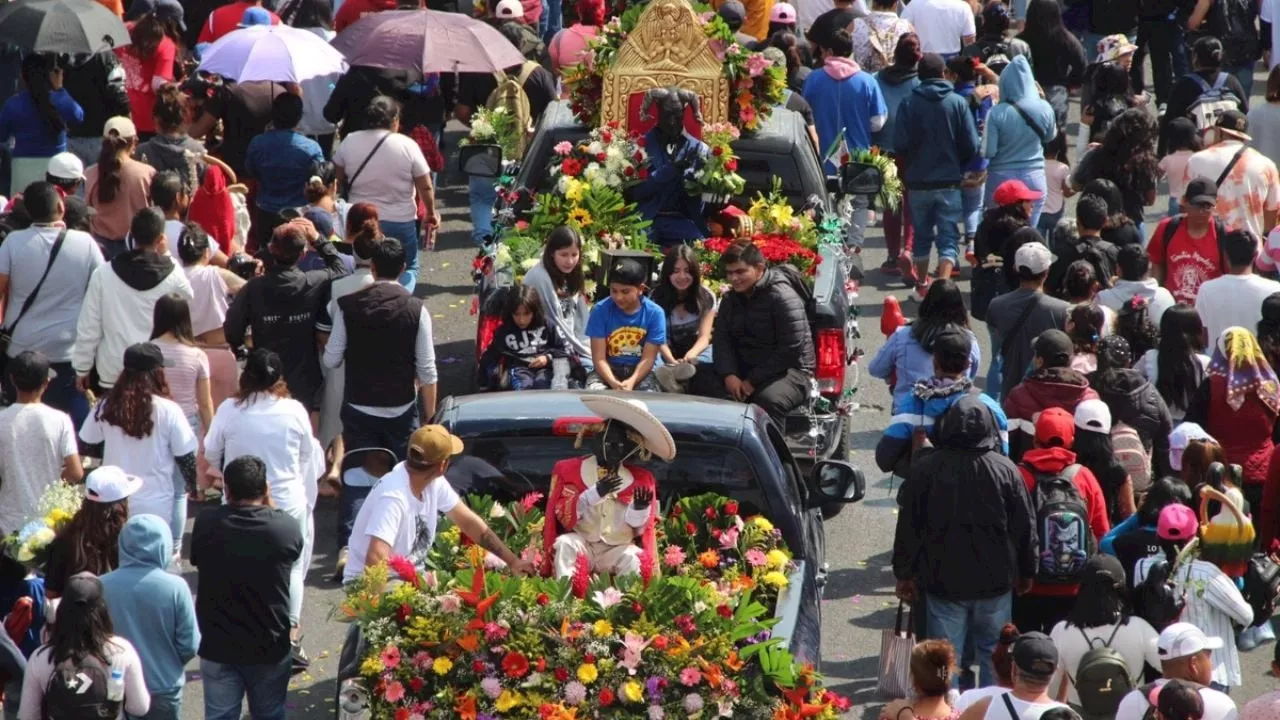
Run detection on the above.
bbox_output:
[981,55,1057,227]
[100,514,199,720]
[802,28,887,250]
[893,53,979,301]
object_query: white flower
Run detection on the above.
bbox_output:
[593,587,624,609]
[587,141,603,155]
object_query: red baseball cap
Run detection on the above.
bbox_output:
[1035,407,1075,448]
[993,180,1044,206]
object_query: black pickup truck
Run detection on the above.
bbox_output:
[435,390,867,664]
[465,102,863,469]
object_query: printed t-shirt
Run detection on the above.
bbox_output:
[116,35,175,135]
[1146,216,1223,304]
[585,296,668,367]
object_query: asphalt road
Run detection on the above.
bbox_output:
[171,89,1280,719]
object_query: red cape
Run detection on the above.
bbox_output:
[540,456,658,579]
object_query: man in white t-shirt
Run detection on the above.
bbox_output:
[1195,229,1280,347]
[957,632,1068,720]
[900,0,975,56]
[0,351,83,535]
[1114,624,1238,720]
[342,424,534,584]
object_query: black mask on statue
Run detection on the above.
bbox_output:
[594,419,641,472]
[656,94,685,144]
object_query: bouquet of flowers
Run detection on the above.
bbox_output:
[340,492,852,720]
[695,180,825,286]
[550,122,649,194]
[687,122,746,202]
[3,481,83,568]
[462,106,523,164]
[846,147,903,211]
[715,29,787,133]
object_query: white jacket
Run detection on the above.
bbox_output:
[72,253,193,388]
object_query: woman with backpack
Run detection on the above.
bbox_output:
[1160,37,1248,156]
[960,2,1032,75]
[1073,398,1137,523]
[17,573,150,720]
[1071,109,1160,236]
[1090,335,1176,479]
[1048,555,1161,714]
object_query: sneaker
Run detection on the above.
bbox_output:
[964,240,977,266]
[895,253,917,285]
[905,282,930,303]
[291,640,311,675]
[1239,626,1259,652]
[331,547,348,582]
[879,259,901,276]
[1259,621,1277,645]
[654,363,696,393]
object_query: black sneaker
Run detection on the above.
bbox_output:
[291,640,311,675]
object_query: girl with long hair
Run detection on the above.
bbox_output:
[1066,303,1106,374]
[1038,132,1074,238]
[1090,335,1176,480]
[203,349,321,657]
[1072,109,1160,236]
[1114,295,1160,364]
[1142,303,1209,422]
[151,294,216,524]
[1100,476,1192,588]
[0,54,84,195]
[521,225,592,375]
[870,279,981,412]
[86,117,157,254]
[41,468,133,596]
[878,641,959,720]
[875,34,923,277]
[78,344,199,544]
[478,286,568,390]
[1082,62,1136,144]
[652,245,716,367]
[18,572,150,718]
[120,11,182,140]
[1074,398,1136,522]
[1158,118,1203,218]
[1017,0,1086,131]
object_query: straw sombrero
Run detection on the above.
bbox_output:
[579,394,677,462]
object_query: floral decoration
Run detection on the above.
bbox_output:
[340,492,851,720]
[551,122,649,193]
[3,482,83,567]
[687,122,746,200]
[846,147,902,211]
[695,179,824,286]
[462,106,522,164]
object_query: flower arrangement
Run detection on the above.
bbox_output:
[3,482,83,567]
[694,180,826,286]
[846,147,903,211]
[687,122,745,202]
[551,122,649,193]
[340,492,852,720]
[462,106,522,164]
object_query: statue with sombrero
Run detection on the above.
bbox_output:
[541,394,676,578]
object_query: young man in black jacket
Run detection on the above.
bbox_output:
[690,241,814,422]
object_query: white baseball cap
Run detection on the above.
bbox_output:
[1158,622,1223,661]
[46,152,85,182]
[494,0,522,18]
[1014,241,1054,276]
[103,116,138,140]
[1169,422,1214,471]
[1074,398,1112,434]
[85,466,143,504]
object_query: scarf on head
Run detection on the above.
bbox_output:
[187,165,236,255]
[1208,327,1280,414]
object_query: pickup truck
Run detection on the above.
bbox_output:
[466,102,863,470]
[434,389,867,664]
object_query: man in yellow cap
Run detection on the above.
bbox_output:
[341,425,534,584]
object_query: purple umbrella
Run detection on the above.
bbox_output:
[331,9,527,74]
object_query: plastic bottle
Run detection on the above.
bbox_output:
[106,661,125,702]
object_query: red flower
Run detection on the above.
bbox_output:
[624,166,635,176]
[555,667,570,682]
[638,167,650,179]
[540,704,557,719]
[632,601,644,614]
[397,603,412,624]
[602,131,613,142]
[387,556,420,587]
[585,653,597,664]
[473,660,487,673]
[830,692,853,712]
[607,120,621,129]
[712,146,723,156]
[632,151,644,163]
[562,158,583,176]
[635,137,646,147]
[685,522,697,534]
[652,635,669,650]
[717,604,733,618]
[725,158,738,172]
[705,506,718,520]
[572,553,591,599]
[724,501,740,515]
[409,677,424,693]
[396,709,410,720]
[599,688,616,706]
[596,152,607,162]
[671,504,682,516]
[536,657,547,672]
[536,593,550,606]
[520,491,544,512]
[502,651,530,678]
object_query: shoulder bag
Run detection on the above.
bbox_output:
[0,228,67,360]
[340,131,393,199]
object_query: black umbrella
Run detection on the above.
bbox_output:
[0,0,130,55]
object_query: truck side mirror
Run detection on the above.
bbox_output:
[808,460,865,504]
[459,144,503,178]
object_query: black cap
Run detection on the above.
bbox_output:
[1082,553,1126,589]
[610,258,647,287]
[1216,108,1250,138]
[1013,632,1058,679]
[1034,329,1073,368]
[122,343,164,373]
[62,196,96,230]
[8,350,54,392]
[62,572,103,606]
[932,327,971,361]
[718,0,746,25]
[1184,176,1218,206]
[1156,680,1205,720]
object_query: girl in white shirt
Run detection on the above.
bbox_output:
[203,349,322,652]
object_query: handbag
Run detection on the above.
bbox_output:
[0,228,67,361]
[340,131,393,199]
[877,601,915,699]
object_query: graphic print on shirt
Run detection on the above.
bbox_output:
[1168,249,1218,304]
[504,327,548,357]
[118,53,148,93]
[606,325,648,359]
[410,513,432,566]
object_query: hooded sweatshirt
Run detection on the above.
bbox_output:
[802,56,887,170]
[1092,368,1175,478]
[875,376,1009,472]
[893,77,979,188]
[982,56,1057,172]
[99,515,199,695]
[1018,446,1111,595]
[872,65,920,154]
[893,394,1037,600]
[72,250,194,388]
[1003,366,1099,462]
[868,324,982,414]
[136,134,208,192]
[1097,278,1177,326]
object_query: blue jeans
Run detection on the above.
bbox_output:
[201,656,291,720]
[541,0,563,44]
[379,219,420,293]
[1167,196,1180,218]
[469,175,499,248]
[925,591,1012,688]
[986,325,1004,403]
[962,183,984,239]
[128,688,182,720]
[986,167,1047,228]
[44,361,89,433]
[1229,64,1255,101]
[1036,209,1062,239]
[908,188,963,265]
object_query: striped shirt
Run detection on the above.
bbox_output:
[1134,557,1254,687]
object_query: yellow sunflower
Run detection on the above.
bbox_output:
[568,207,593,227]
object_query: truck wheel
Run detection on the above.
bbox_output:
[820,421,850,521]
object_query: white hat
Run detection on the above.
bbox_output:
[1074,398,1112,434]
[579,394,677,461]
[1014,242,1054,276]
[494,0,522,19]
[46,152,85,182]
[84,466,143,504]
[1158,622,1223,660]
[1169,422,1215,471]
[103,116,138,140]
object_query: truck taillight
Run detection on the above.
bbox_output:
[476,314,502,360]
[815,328,845,396]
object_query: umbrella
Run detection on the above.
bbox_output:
[198,24,347,83]
[0,0,129,55]
[332,9,526,74]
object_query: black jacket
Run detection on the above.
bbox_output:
[324,66,424,136]
[62,51,130,138]
[893,394,1038,600]
[712,268,815,385]
[1091,368,1175,477]
[224,241,348,408]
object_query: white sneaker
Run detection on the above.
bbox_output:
[1259,621,1277,645]
[1239,626,1260,651]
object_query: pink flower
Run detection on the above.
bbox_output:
[722,678,739,696]
[663,546,686,568]
[745,549,767,567]
[746,53,771,77]
[438,593,462,613]
[718,527,740,549]
[481,676,503,699]
[384,680,406,703]
[411,651,433,672]
[593,587,624,609]
[740,105,757,126]
[679,667,702,687]
[554,141,573,156]
[484,621,509,642]
[381,645,401,670]
[709,39,727,61]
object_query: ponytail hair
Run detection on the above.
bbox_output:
[21,54,64,137]
[350,218,383,261]
[94,133,132,205]
[304,161,337,204]
[177,222,211,265]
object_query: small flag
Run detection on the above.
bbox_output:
[823,129,849,167]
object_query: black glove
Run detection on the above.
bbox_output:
[595,473,623,497]
[632,487,653,511]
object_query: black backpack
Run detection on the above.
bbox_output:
[1069,624,1134,718]
[1031,464,1094,584]
[1135,558,1186,631]
[1219,0,1261,68]
[41,652,121,720]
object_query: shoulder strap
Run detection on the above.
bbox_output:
[516,60,539,86]
[1212,72,1228,91]
[1008,102,1049,141]
[1216,145,1247,187]
[1190,73,1213,93]
[1001,297,1039,359]
[1061,463,1082,482]
[1161,215,1183,259]
[6,228,67,335]
[1002,691,1020,720]
[346,131,393,194]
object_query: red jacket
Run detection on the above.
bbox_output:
[1019,447,1111,596]
[333,0,398,32]
[1200,376,1278,486]
[1003,367,1098,463]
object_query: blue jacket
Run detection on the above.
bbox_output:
[872,66,920,154]
[953,82,992,173]
[982,56,1057,172]
[893,78,979,188]
[100,515,200,694]
[875,377,1009,471]
[632,128,708,247]
[803,57,887,171]
[244,129,325,213]
[868,325,983,413]
[0,89,84,158]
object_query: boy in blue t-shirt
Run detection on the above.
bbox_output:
[585,259,667,392]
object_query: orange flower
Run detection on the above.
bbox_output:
[737,92,753,108]
[725,651,745,672]
[456,632,480,652]
[456,694,478,720]
[698,658,724,689]
[698,550,720,569]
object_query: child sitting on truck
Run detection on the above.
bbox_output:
[479,286,568,391]
[585,259,667,392]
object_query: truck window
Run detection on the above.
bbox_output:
[734,154,807,204]
[765,424,806,511]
